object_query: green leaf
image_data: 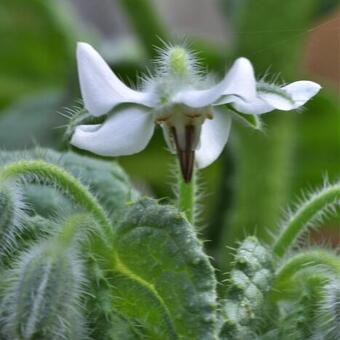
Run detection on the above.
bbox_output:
[59,151,139,216]
[95,198,218,339]
[0,149,138,220]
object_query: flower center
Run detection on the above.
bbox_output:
[154,105,211,124]
[171,125,195,182]
[154,107,212,182]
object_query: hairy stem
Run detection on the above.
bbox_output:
[273,182,340,257]
[177,171,196,224]
[56,213,91,248]
[0,161,112,238]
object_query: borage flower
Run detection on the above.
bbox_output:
[71,43,321,182]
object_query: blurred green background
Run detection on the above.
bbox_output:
[0,0,339,266]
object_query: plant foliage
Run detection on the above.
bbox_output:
[0,149,338,339]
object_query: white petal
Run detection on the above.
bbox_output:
[77,42,154,116]
[217,57,257,102]
[258,92,295,111]
[231,80,321,115]
[231,96,274,115]
[71,107,155,156]
[195,109,232,169]
[174,57,256,108]
[282,81,321,108]
[257,80,321,111]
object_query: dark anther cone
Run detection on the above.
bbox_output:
[178,150,195,182]
[171,125,195,182]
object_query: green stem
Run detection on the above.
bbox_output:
[0,160,112,238]
[56,213,91,248]
[273,182,340,257]
[177,171,196,224]
[272,249,340,300]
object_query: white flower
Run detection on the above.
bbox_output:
[71,42,321,182]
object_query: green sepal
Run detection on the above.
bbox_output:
[226,105,262,130]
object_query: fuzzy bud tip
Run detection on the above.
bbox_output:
[168,47,190,77]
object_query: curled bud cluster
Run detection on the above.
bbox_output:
[220,237,273,339]
[0,240,86,339]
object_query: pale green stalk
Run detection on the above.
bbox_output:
[273,182,340,257]
[177,170,196,224]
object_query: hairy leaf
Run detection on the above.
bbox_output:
[0,149,137,220]
[92,198,218,339]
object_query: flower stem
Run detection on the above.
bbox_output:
[56,213,91,248]
[273,182,340,257]
[177,169,196,224]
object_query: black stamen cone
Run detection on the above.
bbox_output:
[171,125,195,182]
[178,150,195,182]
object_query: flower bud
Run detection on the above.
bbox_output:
[168,47,191,77]
[219,237,273,339]
[1,240,86,339]
[157,45,195,79]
